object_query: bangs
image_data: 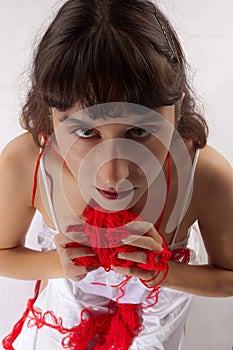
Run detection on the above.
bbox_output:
[22,1,207,149]
[37,25,184,112]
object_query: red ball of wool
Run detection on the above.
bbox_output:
[66,206,171,273]
[2,149,192,350]
[62,205,172,350]
[2,206,190,350]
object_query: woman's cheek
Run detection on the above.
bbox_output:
[64,140,97,180]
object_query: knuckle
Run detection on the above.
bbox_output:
[60,250,73,265]
[144,271,154,281]
[56,243,67,256]
[147,237,162,251]
[127,267,134,275]
[144,222,154,231]
[70,274,87,282]
[127,221,153,234]
[54,233,67,247]
[138,252,147,263]
[65,247,72,257]
[53,235,60,246]
[63,264,87,280]
[157,234,163,245]
[147,237,156,250]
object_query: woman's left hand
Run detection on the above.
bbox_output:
[111,221,167,286]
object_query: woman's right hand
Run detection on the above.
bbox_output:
[54,232,97,281]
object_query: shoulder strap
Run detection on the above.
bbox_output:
[2,281,41,349]
[31,136,46,208]
[156,153,171,232]
[31,135,60,231]
[40,149,60,232]
[169,148,200,248]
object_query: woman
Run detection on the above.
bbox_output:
[0,1,232,349]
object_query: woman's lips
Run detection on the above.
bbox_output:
[96,187,134,200]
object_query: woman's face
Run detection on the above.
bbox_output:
[51,102,175,213]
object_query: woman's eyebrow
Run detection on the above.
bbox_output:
[59,116,88,125]
[59,114,164,125]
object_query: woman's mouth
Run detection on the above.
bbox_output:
[96,187,135,200]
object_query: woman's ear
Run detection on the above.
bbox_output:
[174,92,185,127]
[179,92,185,107]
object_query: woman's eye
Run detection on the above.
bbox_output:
[72,128,96,138]
[129,127,150,138]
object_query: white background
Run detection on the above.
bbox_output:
[0,1,232,349]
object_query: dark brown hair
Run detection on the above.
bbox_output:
[20,0,208,147]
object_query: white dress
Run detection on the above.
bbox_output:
[11,150,206,350]
[11,222,205,350]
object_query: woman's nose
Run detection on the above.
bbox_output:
[97,158,130,189]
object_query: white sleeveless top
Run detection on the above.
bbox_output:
[11,148,205,350]
[37,149,202,304]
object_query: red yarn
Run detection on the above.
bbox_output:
[62,302,142,350]
[31,147,44,208]
[171,248,190,264]
[63,205,190,350]
[67,206,171,274]
[2,280,41,350]
[3,150,191,349]
[2,206,190,350]
[62,205,171,349]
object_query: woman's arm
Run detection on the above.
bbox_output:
[0,135,65,280]
[159,146,233,297]
[164,261,233,297]
[112,146,233,297]
[0,134,98,281]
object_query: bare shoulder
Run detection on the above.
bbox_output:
[196,144,232,194]
[195,145,233,269]
[195,144,233,230]
[0,132,40,204]
[1,132,39,169]
[1,132,38,159]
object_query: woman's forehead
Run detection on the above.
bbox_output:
[53,102,174,126]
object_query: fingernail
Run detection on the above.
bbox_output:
[86,253,96,257]
[61,216,85,232]
[125,221,152,233]
[121,235,140,244]
[64,231,87,242]
[121,236,132,244]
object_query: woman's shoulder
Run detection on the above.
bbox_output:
[197,144,232,181]
[195,144,232,209]
[0,132,40,195]
[1,132,39,164]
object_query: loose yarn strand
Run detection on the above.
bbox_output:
[2,153,191,350]
[2,280,41,350]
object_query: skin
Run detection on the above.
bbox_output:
[0,103,232,297]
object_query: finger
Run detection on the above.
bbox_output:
[125,221,153,236]
[64,231,88,243]
[71,274,87,282]
[64,266,90,280]
[61,215,85,232]
[145,226,163,245]
[125,221,163,245]
[122,235,162,251]
[54,232,88,249]
[70,267,98,282]
[59,248,94,271]
[66,247,96,259]
[117,251,147,264]
[111,265,155,281]
[54,233,74,251]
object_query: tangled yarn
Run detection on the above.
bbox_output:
[67,205,171,274]
[2,206,190,350]
[62,205,172,350]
